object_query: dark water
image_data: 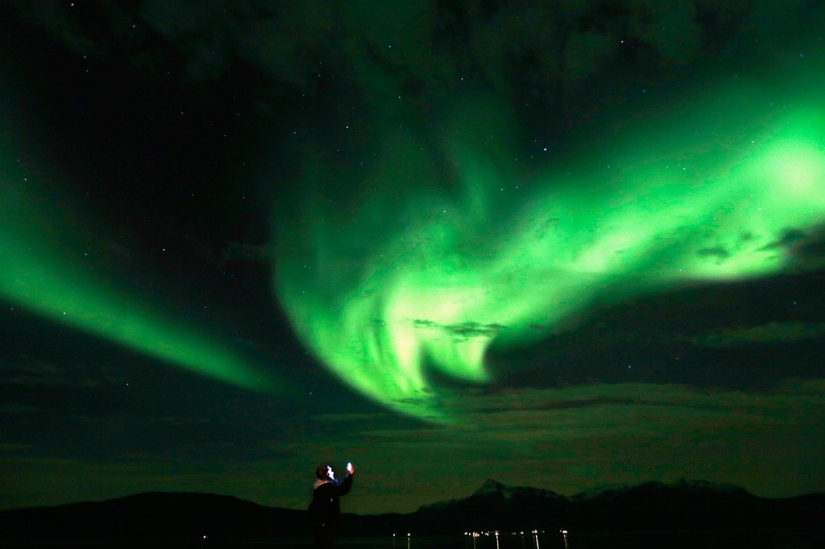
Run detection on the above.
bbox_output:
[3,529,824,549]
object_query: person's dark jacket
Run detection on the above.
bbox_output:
[309,474,354,527]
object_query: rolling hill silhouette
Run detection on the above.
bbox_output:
[1,479,822,542]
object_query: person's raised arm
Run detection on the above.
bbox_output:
[337,462,355,495]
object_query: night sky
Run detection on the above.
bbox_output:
[1,0,824,515]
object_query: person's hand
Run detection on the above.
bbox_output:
[346,462,355,475]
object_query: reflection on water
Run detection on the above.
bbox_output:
[291,529,824,549]
[2,529,824,548]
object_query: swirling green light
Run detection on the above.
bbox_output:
[0,146,275,393]
[275,79,825,420]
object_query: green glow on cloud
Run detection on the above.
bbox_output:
[275,72,825,419]
[0,147,275,393]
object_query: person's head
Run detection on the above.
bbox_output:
[316,463,334,481]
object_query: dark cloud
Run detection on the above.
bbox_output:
[696,247,730,260]
[413,319,506,340]
[688,321,825,347]
[3,0,778,117]
[0,357,110,388]
[480,395,640,413]
[763,229,812,251]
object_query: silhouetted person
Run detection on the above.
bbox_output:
[309,462,355,549]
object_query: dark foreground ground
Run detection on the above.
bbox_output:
[3,528,825,549]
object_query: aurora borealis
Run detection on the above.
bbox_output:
[2,0,825,515]
[1,163,279,393]
[277,82,825,419]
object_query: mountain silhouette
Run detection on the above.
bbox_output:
[1,479,822,542]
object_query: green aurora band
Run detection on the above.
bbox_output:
[0,142,276,393]
[275,75,825,420]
